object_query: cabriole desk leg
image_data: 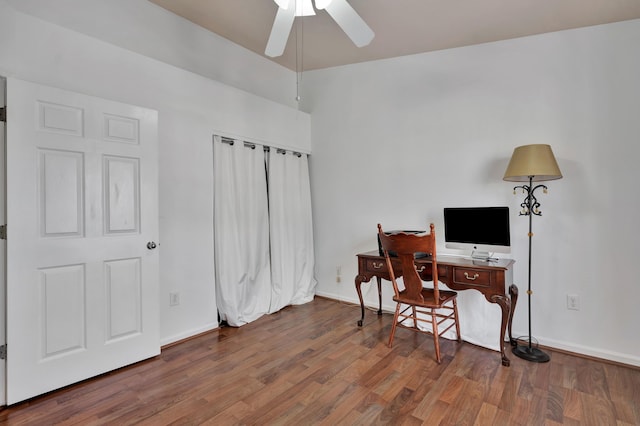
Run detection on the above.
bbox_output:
[491,293,512,367]
[355,274,371,326]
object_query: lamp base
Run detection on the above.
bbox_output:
[512,344,550,363]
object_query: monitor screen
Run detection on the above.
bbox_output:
[443,207,511,257]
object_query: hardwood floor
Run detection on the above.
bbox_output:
[1,297,638,425]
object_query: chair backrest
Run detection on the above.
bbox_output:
[377,223,439,302]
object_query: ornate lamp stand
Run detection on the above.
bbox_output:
[503,144,562,363]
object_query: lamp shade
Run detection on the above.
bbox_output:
[503,144,562,182]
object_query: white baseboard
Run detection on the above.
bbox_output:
[160,322,219,347]
[522,334,640,368]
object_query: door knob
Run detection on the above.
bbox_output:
[147,241,157,250]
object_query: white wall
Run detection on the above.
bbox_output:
[0,1,310,345]
[6,0,300,109]
[303,19,640,366]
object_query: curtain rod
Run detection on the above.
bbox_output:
[219,136,302,157]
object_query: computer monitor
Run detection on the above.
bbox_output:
[443,206,511,260]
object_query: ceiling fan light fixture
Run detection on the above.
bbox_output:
[266,0,372,58]
[295,0,316,16]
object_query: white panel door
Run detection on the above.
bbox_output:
[5,78,159,404]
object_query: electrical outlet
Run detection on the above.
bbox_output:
[169,292,180,306]
[567,294,580,311]
[336,266,342,283]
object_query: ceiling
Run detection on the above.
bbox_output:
[148,0,640,71]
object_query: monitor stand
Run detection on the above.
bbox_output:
[471,250,491,261]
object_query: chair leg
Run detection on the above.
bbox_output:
[431,308,441,363]
[453,299,462,342]
[412,306,418,328]
[388,303,401,348]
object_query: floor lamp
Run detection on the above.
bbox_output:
[503,144,562,363]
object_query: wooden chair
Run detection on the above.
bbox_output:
[378,223,461,363]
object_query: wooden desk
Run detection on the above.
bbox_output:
[355,251,518,366]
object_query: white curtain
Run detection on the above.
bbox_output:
[213,136,272,326]
[213,136,316,326]
[267,150,317,312]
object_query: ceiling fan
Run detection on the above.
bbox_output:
[265,0,375,57]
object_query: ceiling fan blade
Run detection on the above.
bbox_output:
[265,6,296,57]
[324,0,374,47]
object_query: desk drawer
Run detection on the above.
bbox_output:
[452,267,491,288]
[363,258,440,279]
[364,258,388,274]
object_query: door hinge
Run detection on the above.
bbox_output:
[0,106,5,122]
[0,224,5,240]
[0,344,6,360]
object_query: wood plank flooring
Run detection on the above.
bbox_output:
[1,297,638,425]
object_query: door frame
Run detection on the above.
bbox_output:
[1,75,7,406]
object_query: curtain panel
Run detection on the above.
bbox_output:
[213,136,271,326]
[268,149,317,312]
